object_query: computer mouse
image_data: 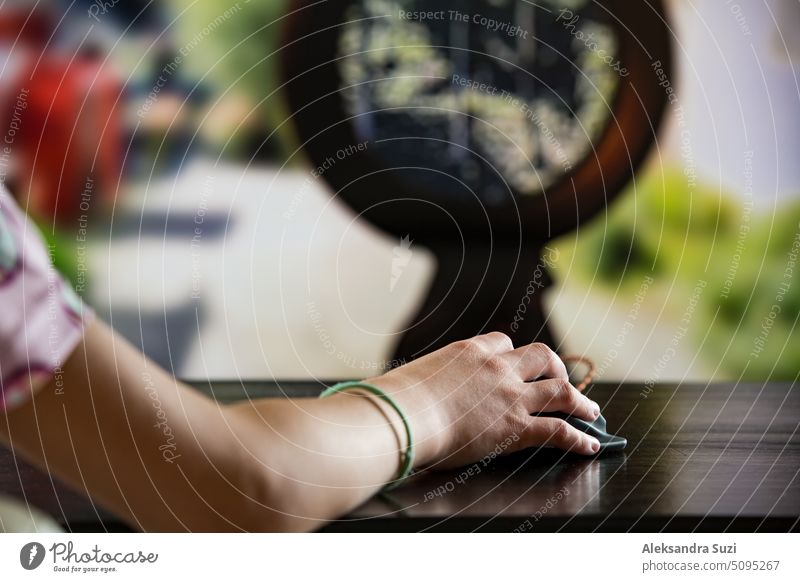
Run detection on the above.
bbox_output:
[532,411,627,453]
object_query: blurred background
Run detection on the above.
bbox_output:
[0,0,798,382]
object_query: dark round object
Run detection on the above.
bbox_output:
[282,0,672,244]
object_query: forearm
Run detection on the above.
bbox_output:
[0,320,407,531]
[225,394,408,530]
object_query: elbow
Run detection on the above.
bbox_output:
[228,463,324,532]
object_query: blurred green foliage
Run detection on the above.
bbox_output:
[552,166,800,380]
[31,218,82,293]
[165,0,297,157]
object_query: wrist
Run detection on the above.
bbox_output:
[365,375,448,469]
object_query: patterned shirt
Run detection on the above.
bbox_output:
[0,184,91,410]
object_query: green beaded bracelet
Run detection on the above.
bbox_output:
[319,381,415,489]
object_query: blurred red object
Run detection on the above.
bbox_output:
[0,7,124,224]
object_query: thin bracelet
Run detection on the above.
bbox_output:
[319,381,415,489]
[562,354,597,392]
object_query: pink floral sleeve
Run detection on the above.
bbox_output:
[0,184,92,411]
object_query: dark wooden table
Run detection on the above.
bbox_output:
[1,382,798,532]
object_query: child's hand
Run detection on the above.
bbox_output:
[369,333,602,470]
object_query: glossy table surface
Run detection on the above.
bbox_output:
[1,381,798,532]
